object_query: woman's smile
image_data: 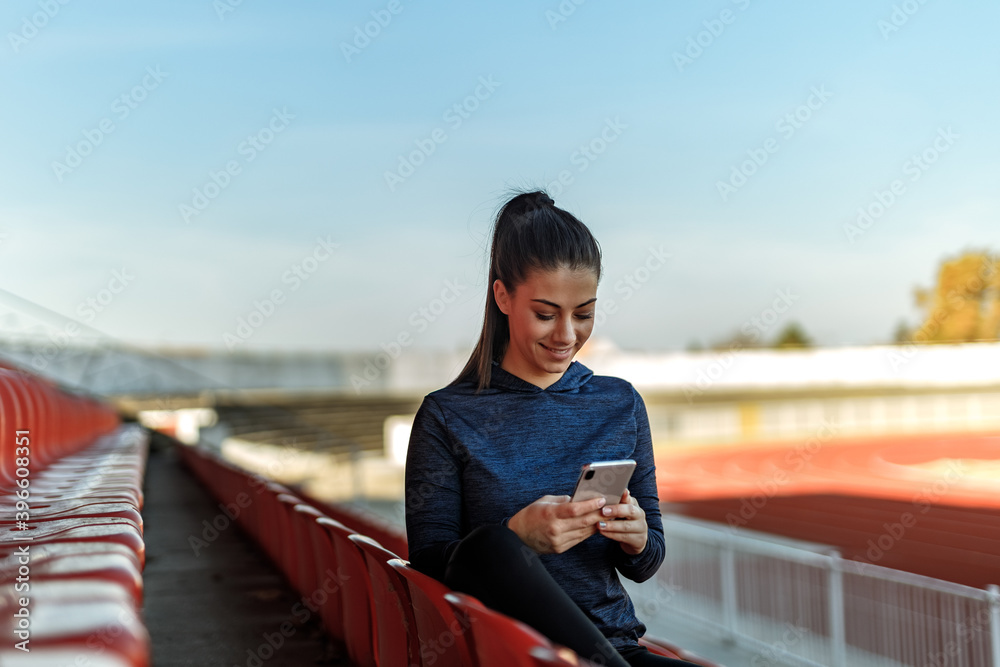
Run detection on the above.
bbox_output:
[540,343,574,361]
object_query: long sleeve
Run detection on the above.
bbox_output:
[612,387,665,583]
[404,395,464,582]
[399,362,663,650]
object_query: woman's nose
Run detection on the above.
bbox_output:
[551,316,575,345]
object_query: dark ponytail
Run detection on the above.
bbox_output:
[450,190,603,393]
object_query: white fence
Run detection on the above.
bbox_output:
[632,515,1000,667]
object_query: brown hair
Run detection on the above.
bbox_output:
[450,190,602,393]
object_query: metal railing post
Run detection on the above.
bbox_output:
[988,584,1000,667]
[721,538,738,644]
[828,553,847,667]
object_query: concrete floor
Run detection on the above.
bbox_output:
[140,435,351,666]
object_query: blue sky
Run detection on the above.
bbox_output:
[1,1,997,354]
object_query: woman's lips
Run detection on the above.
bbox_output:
[541,343,572,359]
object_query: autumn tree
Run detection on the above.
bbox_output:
[910,250,1000,343]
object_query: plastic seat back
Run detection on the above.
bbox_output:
[445,592,553,667]
[349,534,418,667]
[318,517,376,667]
[390,560,476,667]
[311,517,350,642]
[291,503,325,596]
[273,493,303,580]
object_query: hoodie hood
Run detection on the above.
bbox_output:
[488,359,594,393]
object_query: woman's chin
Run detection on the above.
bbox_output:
[536,354,574,372]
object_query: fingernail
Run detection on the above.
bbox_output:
[602,507,612,516]
[599,521,607,528]
[597,498,606,507]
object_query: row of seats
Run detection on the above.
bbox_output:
[0,365,150,667]
[0,364,120,484]
[177,443,708,666]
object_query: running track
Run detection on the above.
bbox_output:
[656,431,1000,589]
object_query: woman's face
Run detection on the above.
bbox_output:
[493,265,598,389]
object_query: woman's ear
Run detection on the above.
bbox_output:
[493,278,510,315]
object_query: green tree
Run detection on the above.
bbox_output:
[773,322,812,349]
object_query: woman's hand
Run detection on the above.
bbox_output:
[596,489,648,555]
[506,495,607,554]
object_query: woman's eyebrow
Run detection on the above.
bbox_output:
[530,297,598,309]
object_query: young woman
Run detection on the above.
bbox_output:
[404,191,690,666]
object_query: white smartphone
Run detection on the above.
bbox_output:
[570,459,636,506]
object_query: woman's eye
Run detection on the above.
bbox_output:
[535,312,593,321]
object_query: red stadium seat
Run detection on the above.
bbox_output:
[0,365,148,667]
[294,488,408,558]
[389,559,477,667]
[529,646,602,666]
[0,577,149,666]
[312,517,351,642]
[640,637,714,665]
[318,517,376,666]
[291,503,326,596]
[349,533,418,667]
[273,493,305,589]
[444,591,559,667]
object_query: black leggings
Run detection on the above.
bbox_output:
[443,524,693,667]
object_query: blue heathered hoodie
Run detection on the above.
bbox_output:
[404,358,665,649]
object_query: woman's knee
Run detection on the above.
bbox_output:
[446,523,540,583]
